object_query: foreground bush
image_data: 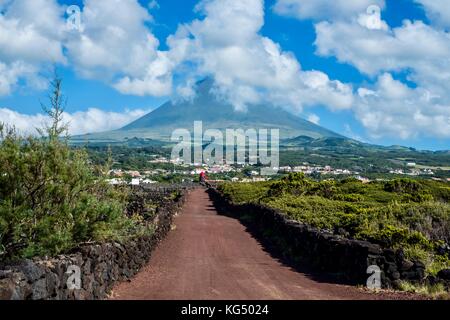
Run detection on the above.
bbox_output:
[0,77,149,260]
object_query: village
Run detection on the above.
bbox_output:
[106,155,369,185]
[104,154,450,186]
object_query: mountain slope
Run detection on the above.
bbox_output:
[77,79,343,141]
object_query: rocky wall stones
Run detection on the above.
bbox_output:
[0,190,188,300]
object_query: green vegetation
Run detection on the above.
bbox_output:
[77,136,450,182]
[219,174,450,275]
[396,281,448,299]
[0,76,155,260]
[280,137,450,179]
[85,145,169,170]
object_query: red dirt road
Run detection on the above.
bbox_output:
[110,188,414,300]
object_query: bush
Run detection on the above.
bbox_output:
[219,182,271,204]
[384,178,423,193]
[219,175,450,274]
[268,173,312,197]
[0,76,148,260]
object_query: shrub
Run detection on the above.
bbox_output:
[0,76,147,260]
[268,173,312,197]
[219,175,450,275]
[384,178,423,193]
[219,182,270,204]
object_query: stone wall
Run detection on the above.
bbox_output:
[208,188,449,289]
[0,190,188,300]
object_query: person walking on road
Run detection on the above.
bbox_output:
[199,171,207,185]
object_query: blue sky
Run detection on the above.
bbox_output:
[0,0,449,150]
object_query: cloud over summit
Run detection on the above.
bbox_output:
[0,0,449,141]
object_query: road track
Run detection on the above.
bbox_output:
[110,188,417,300]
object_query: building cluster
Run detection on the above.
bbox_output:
[107,169,158,185]
[106,155,447,185]
[106,161,245,185]
[389,168,435,176]
[278,165,354,176]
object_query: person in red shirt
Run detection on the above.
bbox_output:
[199,171,207,184]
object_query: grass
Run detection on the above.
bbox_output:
[396,281,449,299]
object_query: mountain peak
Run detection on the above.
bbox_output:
[88,79,345,141]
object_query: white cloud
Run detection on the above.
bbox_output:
[62,108,149,135]
[166,0,354,112]
[112,51,173,96]
[0,0,354,112]
[273,0,385,21]
[313,12,450,139]
[0,107,148,135]
[0,107,49,134]
[356,73,450,139]
[315,19,450,80]
[1,0,448,142]
[271,0,450,140]
[0,0,65,63]
[414,0,450,28]
[0,0,173,97]
[65,0,172,96]
[0,61,44,95]
[307,113,320,124]
[0,0,66,94]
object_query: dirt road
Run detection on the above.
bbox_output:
[110,188,412,300]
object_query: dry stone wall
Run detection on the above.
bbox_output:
[0,190,187,300]
[208,188,450,290]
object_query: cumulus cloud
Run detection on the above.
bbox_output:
[1,0,353,112]
[166,0,354,112]
[1,0,449,142]
[65,0,172,96]
[0,0,66,94]
[273,0,385,21]
[0,107,148,135]
[0,0,172,97]
[271,0,450,140]
[0,61,44,95]
[112,51,173,96]
[414,0,450,28]
[356,73,450,139]
[0,0,65,63]
[307,113,320,124]
[314,12,450,139]
[315,19,450,80]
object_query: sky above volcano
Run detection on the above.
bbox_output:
[0,0,449,150]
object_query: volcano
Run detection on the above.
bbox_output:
[77,78,343,142]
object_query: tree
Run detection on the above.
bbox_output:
[38,72,69,139]
[0,75,140,260]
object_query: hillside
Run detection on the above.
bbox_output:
[75,79,342,142]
